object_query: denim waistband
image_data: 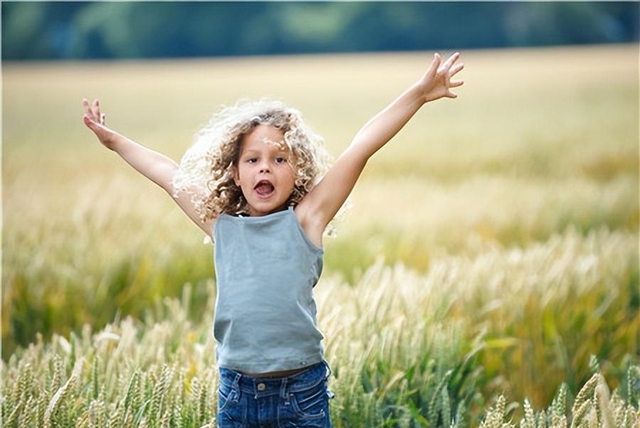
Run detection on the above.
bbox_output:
[219,361,330,398]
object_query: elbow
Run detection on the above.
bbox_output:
[345,139,375,166]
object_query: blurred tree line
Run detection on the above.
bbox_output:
[2,2,639,60]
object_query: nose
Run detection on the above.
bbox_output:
[259,160,270,173]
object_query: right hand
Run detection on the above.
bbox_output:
[82,98,117,150]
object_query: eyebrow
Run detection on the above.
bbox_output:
[242,141,288,153]
[261,138,287,149]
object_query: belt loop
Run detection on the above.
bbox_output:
[280,378,289,404]
[233,372,242,389]
[324,360,332,379]
[231,372,241,403]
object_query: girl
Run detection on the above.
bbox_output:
[82,52,464,428]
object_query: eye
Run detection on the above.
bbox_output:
[246,158,258,164]
[275,157,287,164]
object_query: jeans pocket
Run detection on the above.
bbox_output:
[217,382,234,412]
[217,384,245,426]
[279,380,331,428]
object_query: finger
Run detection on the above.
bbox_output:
[426,53,441,77]
[100,113,106,125]
[450,80,464,88]
[92,99,101,118]
[450,63,464,77]
[441,52,460,70]
[82,98,91,115]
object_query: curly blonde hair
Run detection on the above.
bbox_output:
[173,98,333,223]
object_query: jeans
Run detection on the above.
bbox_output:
[217,361,333,428]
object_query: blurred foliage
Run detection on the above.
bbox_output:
[2,2,639,60]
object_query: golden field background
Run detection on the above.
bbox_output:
[5,45,637,277]
[2,45,638,425]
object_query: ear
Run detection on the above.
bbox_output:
[232,165,240,186]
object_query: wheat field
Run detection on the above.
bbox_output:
[2,45,639,426]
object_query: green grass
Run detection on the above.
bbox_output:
[2,44,639,425]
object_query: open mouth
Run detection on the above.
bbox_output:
[254,180,275,197]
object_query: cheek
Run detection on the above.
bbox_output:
[285,167,298,186]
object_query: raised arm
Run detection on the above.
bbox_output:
[82,98,213,236]
[297,53,464,245]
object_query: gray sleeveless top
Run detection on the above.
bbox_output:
[213,207,325,373]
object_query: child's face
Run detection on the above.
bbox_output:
[233,124,296,217]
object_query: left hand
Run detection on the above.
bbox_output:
[418,52,464,102]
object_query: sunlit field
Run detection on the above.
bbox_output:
[3,45,639,426]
